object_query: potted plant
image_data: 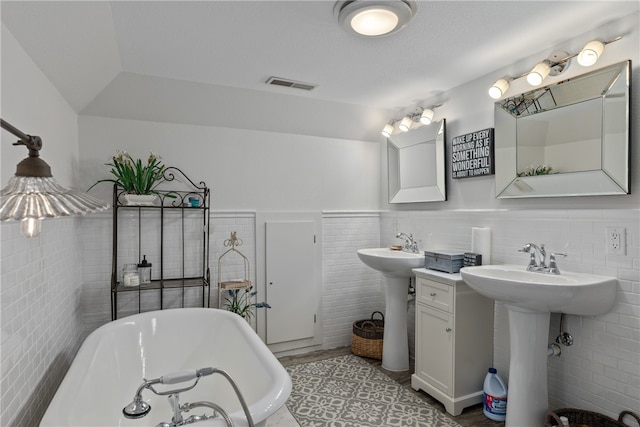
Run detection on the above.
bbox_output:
[224,286,270,321]
[89,151,167,205]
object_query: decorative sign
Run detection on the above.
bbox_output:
[451,128,494,179]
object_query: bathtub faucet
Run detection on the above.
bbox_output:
[123,367,215,420]
[123,367,255,427]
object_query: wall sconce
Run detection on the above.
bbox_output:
[381,105,441,136]
[487,36,621,98]
[527,59,553,86]
[577,40,605,66]
[488,78,511,100]
[419,108,435,125]
[1,118,109,237]
[334,0,418,37]
[398,116,413,132]
[381,122,395,138]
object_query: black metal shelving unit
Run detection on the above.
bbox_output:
[110,167,210,320]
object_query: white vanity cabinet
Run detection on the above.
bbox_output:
[411,268,494,416]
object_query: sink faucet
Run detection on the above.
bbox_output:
[396,232,419,253]
[519,243,566,274]
[520,243,547,270]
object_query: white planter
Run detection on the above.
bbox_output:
[121,194,157,206]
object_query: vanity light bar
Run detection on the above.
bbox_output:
[381,104,442,137]
[488,36,622,99]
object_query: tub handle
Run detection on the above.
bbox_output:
[161,367,214,384]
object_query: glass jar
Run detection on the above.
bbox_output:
[122,264,140,287]
[137,255,152,285]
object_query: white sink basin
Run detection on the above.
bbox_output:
[460,264,617,315]
[357,248,424,278]
[461,264,618,426]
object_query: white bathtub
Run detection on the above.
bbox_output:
[40,308,291,427]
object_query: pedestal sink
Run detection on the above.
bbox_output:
[357,248,424,371]
[461,265,617,426]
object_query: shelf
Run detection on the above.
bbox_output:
[110,167,211,320]
[219,280,252,290]
[115,204,208,210]
[114,277,209,293]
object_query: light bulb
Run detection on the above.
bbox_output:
[381,123,394,137]
[577,40,604,67]
[399,116,412,132]
[21,217,42,238]
[527,61,551,86]
[488,79,510,99]
[420,109,435,125]
[350,8,399,36]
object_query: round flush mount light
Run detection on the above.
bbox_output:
[334,1,418,37]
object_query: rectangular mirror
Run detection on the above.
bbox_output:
[495,60,630,198]
[388,119,446,203]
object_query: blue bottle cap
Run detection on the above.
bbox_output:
[488,367,497,374]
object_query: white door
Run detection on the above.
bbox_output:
[265,221,316,344]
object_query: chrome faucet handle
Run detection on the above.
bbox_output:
[548,252,567,274]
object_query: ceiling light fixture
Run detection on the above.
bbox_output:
[381,105,441,137]
[334,0,418,37]
[1,119,109,237]
[487,36,621,98]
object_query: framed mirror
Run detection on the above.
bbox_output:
[388,119,446,203]
[495,60,630,198]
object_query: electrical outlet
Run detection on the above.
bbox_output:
[606,227,626,255]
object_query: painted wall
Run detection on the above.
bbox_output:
[79,116,381,211]
[0,25,85,427]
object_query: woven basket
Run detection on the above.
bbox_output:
[545,408,640,427]
[351,311,384,360]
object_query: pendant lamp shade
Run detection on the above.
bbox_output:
[1,118,109,237]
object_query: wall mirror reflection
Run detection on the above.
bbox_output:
[495,60,630,198]
[388,119,446,203]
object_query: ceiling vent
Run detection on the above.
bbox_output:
[266,76,317,91]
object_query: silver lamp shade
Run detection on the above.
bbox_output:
[1,118,109,237]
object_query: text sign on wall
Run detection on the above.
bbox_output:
[451,128,495,179]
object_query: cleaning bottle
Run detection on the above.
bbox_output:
[483,367,508,422]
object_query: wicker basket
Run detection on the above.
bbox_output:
[351,311,384,360]
[545,408,640,427]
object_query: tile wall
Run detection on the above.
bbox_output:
[0,218,84,427]
[321,212,384,349]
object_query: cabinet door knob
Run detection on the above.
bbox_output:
[430,292,436,297]
[445,328,452,332]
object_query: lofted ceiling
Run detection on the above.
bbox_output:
[2,1,638,140]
